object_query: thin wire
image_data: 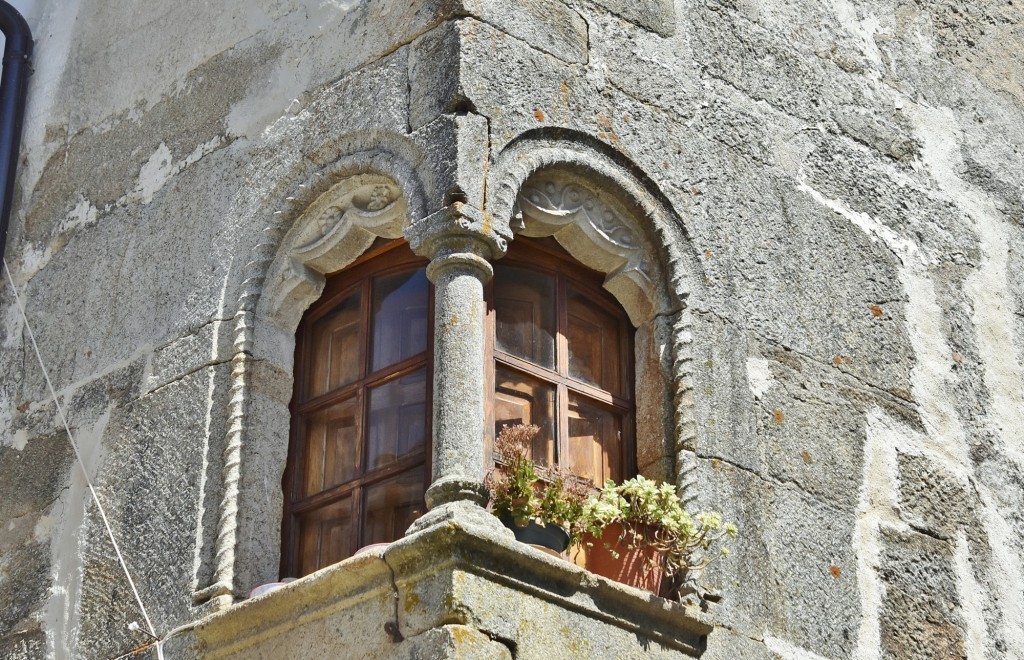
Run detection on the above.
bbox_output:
[3,257,157,638]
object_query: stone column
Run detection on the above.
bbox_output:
[406,204,510,526]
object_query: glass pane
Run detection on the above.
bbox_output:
[307,291,361,398]
[367,369,427,470]
[493,266,556,369]
[371,269,429,372]
[301,396,360,497]
[567,283,623,396]
[567,394,623,484]
[362,467,427,546]
[494,366,556,466]
[297,496,354,576]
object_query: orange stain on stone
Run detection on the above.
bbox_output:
[830,565,842,579]
[772,409,785,424]
[533,108,545,122]
[869,304,884,318]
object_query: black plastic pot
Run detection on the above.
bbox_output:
[499,515,570,553]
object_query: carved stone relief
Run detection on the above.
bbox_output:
[263,174,406,330]
[516,174,658,324]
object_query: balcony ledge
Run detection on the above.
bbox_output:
[180,515,714,658]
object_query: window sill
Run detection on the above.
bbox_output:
[185,516,714,658]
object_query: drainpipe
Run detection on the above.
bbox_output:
[0,1,32,264]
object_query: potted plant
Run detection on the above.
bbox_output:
[485,424,589,555]
[579,476,737,601]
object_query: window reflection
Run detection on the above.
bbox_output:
[297,497,353,577]
[494,266,556,369]
[567,395,623,484]
[367,369,427,471]
[494,366,556,466]
[372,270,429,372]
[362,467,427,546]
[307,291,361,397]
[567,283,622,396]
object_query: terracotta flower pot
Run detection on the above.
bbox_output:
[579,523,664,594]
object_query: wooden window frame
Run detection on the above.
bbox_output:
[281,240,433,578]
[282,237,636,577]
[484,237,636,482]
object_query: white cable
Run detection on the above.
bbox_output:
[3,258,157,639]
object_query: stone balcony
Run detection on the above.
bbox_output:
[172,515,713,659]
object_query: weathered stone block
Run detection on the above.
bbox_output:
[878,528,968,660]
[695,457,860,659]
[394,625,512,660]
[897,452,975,540]
[0,629,47,660]
[588,0,676,36]
[76,364,231,659]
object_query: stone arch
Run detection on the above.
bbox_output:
[515,172,660,326]
[205,141,431,603]
[488,135,704,490]
[261,172,408,332]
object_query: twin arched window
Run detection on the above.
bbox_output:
[281,238,634,577]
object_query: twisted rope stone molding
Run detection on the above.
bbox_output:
[196,145,426,606]
[490,137,704,485]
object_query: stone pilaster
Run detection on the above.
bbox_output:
[406,203,510,521]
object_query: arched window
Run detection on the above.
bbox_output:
[281,241,432,578]
[488,237,634,484]
[282,238,635,576]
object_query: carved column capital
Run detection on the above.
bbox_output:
[406,203,510,282]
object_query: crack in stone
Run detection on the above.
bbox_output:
[906,519,956,544]
[153,313,241,353]
[694,450,853,515]
[692,306,918,411]
[6,485,68,524]
[145,354,241,396]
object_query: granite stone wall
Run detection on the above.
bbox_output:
[0,0,1021,658]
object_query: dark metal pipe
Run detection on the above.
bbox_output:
[0,1,32,264]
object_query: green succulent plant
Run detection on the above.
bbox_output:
[580,475,738,600]
[486,426,738,601]
[485,424,590,545]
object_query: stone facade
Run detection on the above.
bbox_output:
[1,0,1022,658]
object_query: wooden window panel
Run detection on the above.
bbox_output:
[567,394,623,484]
[300,395,361,497]
[296,496,354,577]
[488,237,635,489]
[283,241,432,578]
[494,364,557,466]
[493,267,556,369]
[362,466,428,547]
